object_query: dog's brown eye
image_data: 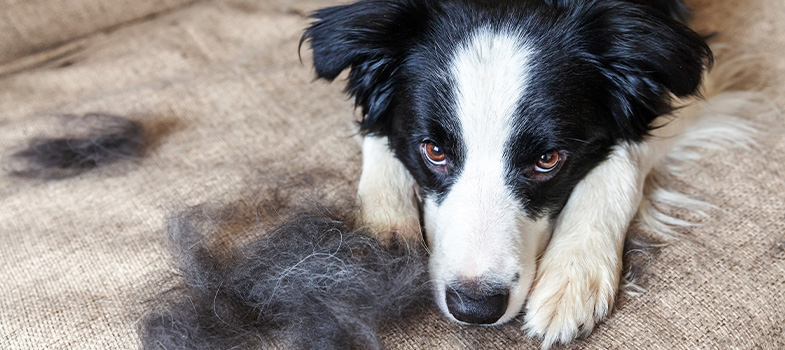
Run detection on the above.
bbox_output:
[421,141,447,165]
[535,151,560,173]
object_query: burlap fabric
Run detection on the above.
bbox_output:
[0,0,782,348]
[0,0,199,65]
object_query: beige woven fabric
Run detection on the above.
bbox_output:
[0,0,783,349]
[0,0,199,65]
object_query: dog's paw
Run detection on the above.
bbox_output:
[524,250,620,349]
[357,136,421,243]
[358,188,421,243]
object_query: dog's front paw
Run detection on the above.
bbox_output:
[359,203,420,243]
[524,251,620,349]
[357,136,422,243]
[358,187,420,243]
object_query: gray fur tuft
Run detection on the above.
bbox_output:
[139,202,431,350]
[9,113,145,179]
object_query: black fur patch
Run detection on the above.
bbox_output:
[9,113,145,179]
[139,202,431,350]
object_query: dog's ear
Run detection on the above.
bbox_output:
[301,0,429,133]
[547,0,692,22]
[577,0,712,139]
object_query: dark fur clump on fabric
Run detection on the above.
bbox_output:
[10,113,145,179]
[139,203,431,350]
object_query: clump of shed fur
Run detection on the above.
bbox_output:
[140,202,431,350]
[9,113,145,179]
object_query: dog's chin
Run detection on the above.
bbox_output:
[431,269,534,326]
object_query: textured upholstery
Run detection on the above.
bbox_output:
[1,0,783,348]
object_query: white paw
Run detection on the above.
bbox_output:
[524,250,620,349]
[358,189,421,242]
[357,136,421,243]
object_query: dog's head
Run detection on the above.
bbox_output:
[303,0,709,325]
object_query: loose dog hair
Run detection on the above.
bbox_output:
[139,201,431,350]
[8,113,145,179]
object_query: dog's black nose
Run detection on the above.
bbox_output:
[445,283,509,324]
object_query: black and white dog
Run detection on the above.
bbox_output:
[303,0,713,347]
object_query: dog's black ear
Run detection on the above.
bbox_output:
[301,0,429,133]
[643,0,691,22]
[546,0,690,22]
[578,0,712,139]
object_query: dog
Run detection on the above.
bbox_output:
[302,0,712,347]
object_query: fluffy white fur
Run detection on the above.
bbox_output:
[631,58,774,255]
[358,135,421,241]
[620,58,776,298]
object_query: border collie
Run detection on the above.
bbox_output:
[303,0,712,347]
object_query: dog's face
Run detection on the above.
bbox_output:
[305,0,709,325]
[392,25,613,324]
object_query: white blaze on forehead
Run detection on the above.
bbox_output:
[451,27,530,161]
[427,28,535,272]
